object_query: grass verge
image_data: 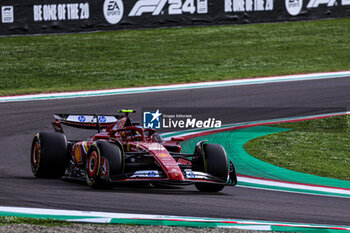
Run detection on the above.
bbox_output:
[244,116,350,181]
[0,18,350,96]
[0,216,70,226]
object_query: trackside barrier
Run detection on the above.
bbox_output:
[0,0,350,35]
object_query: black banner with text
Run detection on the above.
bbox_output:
[1,0,350,35]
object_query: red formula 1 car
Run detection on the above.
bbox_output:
[30,110,237,192]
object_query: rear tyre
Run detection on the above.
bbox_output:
[31,131,68,178]
[194,143,228,192]
[85,141,123,189]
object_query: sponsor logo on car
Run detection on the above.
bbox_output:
[1,6,14,23]
[103,0,124,24]
[78,115,86,122]
[147,171,157,177]
[148,143,166,150]
[130,170,160,178]
[187,171,196,178]
[98,116,107,123]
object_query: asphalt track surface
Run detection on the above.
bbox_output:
[1,77,350,226]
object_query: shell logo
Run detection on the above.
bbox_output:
[157,153,168,157]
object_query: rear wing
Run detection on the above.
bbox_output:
[52,114,121,133]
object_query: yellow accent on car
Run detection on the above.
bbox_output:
[118,109,134,113]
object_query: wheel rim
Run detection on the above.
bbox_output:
[32,141,39,167]
[88,151,98,178]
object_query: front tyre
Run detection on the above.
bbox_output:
[194,143,228,192]
[31,131,68,178]
[85,141,122,189]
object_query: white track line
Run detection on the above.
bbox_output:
[1,71,350,102]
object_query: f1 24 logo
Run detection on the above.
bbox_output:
[307,0,350,7]
[129,0,208,16]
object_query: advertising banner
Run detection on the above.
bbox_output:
[0,0,350,35]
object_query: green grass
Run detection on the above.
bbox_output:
[0,216,70,226]
[1,18,350,95]
[244,116,350,181]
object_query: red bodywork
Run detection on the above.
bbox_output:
[51,112,237,188]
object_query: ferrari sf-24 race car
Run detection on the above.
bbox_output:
[30,110,237,192]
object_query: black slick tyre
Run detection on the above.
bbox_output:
[31,131,68,178]
[85,141,122,189]
[194,143,228,192]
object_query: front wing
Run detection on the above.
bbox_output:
[103,170,237,186]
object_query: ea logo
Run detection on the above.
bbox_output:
[285,0,303,16]
[103,0,124,24]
